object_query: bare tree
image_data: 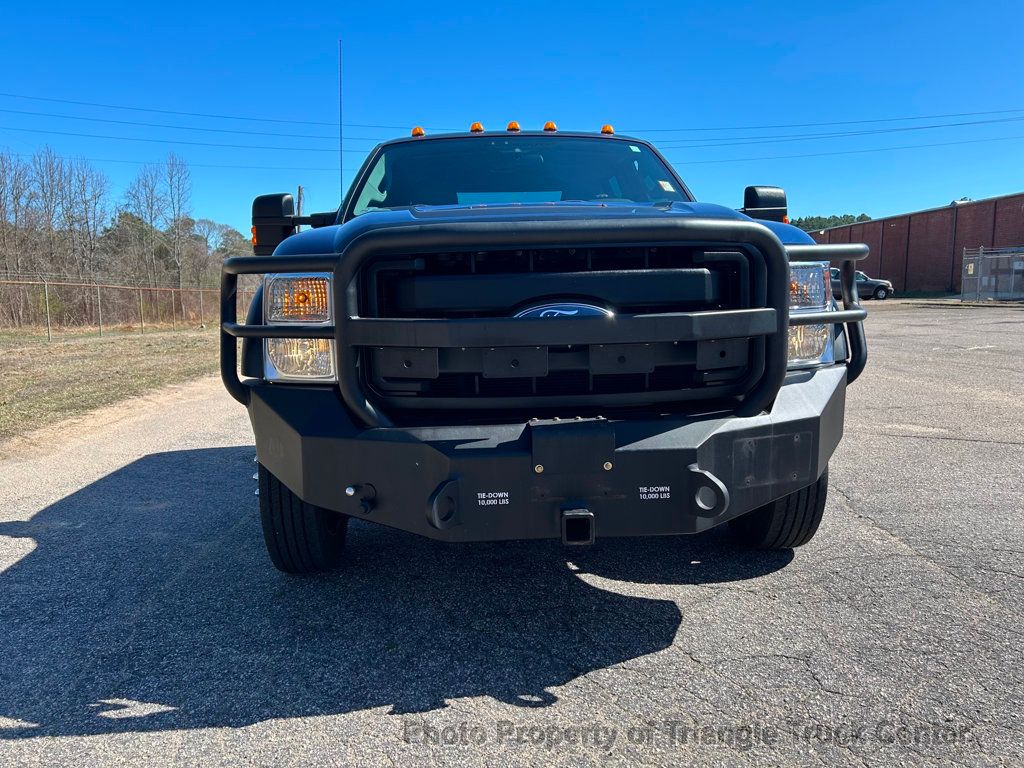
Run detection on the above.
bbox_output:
[31,147,69,269]
[66,158,110,278]
[0,151,32,274]
[191,218,224,287]
[124,163,167,286]
[2,146,243,329]
[0,151,34,324]
[163,153,192,292]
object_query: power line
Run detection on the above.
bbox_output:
[7,112,1021,158]
[7,107,1020,150]
[0,91,456,130]
[4,90,1022,137]
[626,108,1024,133]
[6,150,353,172]
[0,107,384,142]
[0,125,369,153]
[655,116,1024,149]
[668,135,1024,165]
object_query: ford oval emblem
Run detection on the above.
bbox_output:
[514,302,613,319]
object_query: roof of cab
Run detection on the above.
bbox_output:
[376,130,650,148]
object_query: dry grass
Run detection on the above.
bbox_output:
[0,327,218,442]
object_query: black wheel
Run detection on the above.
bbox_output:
[873,286,889,300]
[257,464,349,573]
[730,468,828,549]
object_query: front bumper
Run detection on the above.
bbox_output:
[249,365,847,542]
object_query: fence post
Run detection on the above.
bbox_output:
[43,280,52,342]
[171,288,176,330]
[199,289,204,326]
[977,247,984,301]
[96,283,103,337]
[138,288,145,334]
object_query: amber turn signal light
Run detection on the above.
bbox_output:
[469,122,484,133]
[411,126,425,137]
[506,121,521,132]
[250,226,257,246]
[601,124,615,135]
[265,275,332,324]
[543,121,557,132]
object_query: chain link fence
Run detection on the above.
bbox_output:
[961,247,1024,302]
[0,273,256,341]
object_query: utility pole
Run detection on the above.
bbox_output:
[344,37,348,199]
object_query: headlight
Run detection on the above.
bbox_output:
[263,273,336,382]
[265,338,336,381]
[787,262,834,368]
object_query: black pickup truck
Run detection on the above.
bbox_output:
[221,124,868,573]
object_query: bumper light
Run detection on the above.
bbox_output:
[788,262,834,368]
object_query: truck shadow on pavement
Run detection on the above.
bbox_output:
[0,446,792,737]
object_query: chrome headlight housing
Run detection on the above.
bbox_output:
[787,261,835,369]
[262,273,337,382]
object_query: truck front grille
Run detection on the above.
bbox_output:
[351,244,768,421]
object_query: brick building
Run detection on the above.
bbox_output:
[810,192,1024,293]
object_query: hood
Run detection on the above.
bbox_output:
[275,200,815,255]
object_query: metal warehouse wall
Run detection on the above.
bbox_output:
[810,192,1024,293]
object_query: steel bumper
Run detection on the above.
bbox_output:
[249,365,846,542]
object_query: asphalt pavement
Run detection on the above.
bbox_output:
[1,300,1022,767]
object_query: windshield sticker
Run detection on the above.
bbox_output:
[629,145,642,153]
[658,180,675,192]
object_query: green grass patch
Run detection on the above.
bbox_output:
[0,328,218,442]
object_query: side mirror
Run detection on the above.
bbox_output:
[251,194,339,255]
[741,186,788,223]
[251,193,296,255]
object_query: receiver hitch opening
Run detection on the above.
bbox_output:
[562,509,595,546]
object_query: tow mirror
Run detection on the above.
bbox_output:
[251,193,296,256]
[251,194,338,255]
[741,186,788,223]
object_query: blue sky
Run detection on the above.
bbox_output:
[1,0,1022,233]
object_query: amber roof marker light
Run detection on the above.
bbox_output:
[469,122,485,133]
[506,121,521,132]
[601,124,615,135]
[410,126,425,137]
[543,121,558,132]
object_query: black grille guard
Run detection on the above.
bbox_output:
[222,219,867,427]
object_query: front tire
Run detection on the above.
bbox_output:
[730,469,828,549]
[258,464,349,573]
[873,286,889,300]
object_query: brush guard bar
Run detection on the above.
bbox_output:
[221,220,868,426]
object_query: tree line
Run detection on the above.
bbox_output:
[0,147,250,327]
[790,213,872,232]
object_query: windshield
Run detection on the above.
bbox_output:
[349,136,689,216]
